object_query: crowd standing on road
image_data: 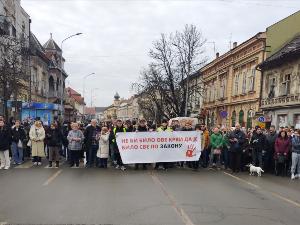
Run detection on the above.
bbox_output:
[0,114,299,180]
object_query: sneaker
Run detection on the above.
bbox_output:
[121,166,126,170]
[114,160,117,164]
[209,167,212,170]
[154,168,158,170]
[295,174,299,178]
[38,162,41,165]
[217,167,221,170]
[18,163,22,165]
[291,174,295,179]
[298,174,300,179]
[115,165,120,170]
[33,162,38,165]
[13,162,16,165]
[4,166,9,170]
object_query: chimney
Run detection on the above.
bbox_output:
[233,42,237,48]
[216,52,219,59]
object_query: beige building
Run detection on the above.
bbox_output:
[201,33,267,129]
[106,92,120,119]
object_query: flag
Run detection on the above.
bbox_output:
[67,89,71,98]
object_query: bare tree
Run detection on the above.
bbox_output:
[0,33,31,119]
[132,24,208,121]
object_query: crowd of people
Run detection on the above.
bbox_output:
[0,114,299,180]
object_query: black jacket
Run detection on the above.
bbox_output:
[266,132,277,152]
[11,127,26,143]
[0,126,10,151]
[84,125,101,148]
[228,129,247,153]
[250,132,267,152]
[110,125,126,149]
[137,125,148,132]
[47,128,63,147]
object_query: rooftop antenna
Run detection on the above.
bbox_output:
[226,33,232,50]
[208,42,217,56]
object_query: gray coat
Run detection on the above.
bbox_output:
[67,130,84,150]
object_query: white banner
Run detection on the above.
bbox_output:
[116,131,201,164]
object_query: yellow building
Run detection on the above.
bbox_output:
[201,33,266,129]
[106,92,120,119]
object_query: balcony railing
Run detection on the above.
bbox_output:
[0,15,10,35]
[49,90,61,98]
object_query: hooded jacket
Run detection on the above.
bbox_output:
[292,136,300,154]
[210,133,223,149]
[96,131,110,158]
[266,132,277,152]
[250,132,267,152]
[11,127,26,143]
[0,126,10,151]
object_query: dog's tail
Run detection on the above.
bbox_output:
[261,169,264,172]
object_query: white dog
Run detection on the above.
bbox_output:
[247,164,264,177]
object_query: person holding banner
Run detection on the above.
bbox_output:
[193,124,205,172]
[154,119,171,171]
[112,120,127,170]
[134,119,149,170]
[209,128,223,170]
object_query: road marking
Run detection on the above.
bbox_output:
[0,221,8,225]
[223,172,300,207]
[44,160,65,168]
[15,161,33,168]
[43,170,62,186]
[148,170,194,225]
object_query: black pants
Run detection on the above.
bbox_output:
[276,162,285,175]
[231,151,242,172]
[155,162,168,169]
[115,153,123,166]
[192,160,199,170]
[241,152,246,171]
[135,163,147,169]
[71,151,80,166]
[33,156,41,162]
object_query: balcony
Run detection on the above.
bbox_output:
[261,94,300,110]
[49,90,61,98]
[21,39,37,56]
[0,15,10,35]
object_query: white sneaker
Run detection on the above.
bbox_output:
[121,166,126,170]
[4,166,9,170]
[298,174,300,179]
[33,162,37,165]
[13,162,16,165]
[38,162,41,165]
[295,174,299,178]
[18,163,22,165]
[114,160,117,164]
[291,174,295,179]
[115,165,120,170]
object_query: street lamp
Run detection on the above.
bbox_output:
[83,72,94,121]
[60,32,82,120]
[90,88,98,119]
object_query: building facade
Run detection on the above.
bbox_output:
[106,92,120,119]
[201,33,266,129]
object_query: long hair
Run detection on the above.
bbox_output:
[278,130,288,140]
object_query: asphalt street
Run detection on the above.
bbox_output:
[0,160,299,225]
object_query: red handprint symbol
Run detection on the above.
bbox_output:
[186,144,196,158]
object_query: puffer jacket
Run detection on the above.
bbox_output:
[0,126,10,151]
[47,128,63,147]
[96,132,110,158]
[11,127,26,143]
[67,130,84,150]
[250,132,267,152]
[210,133,223,149]
[292,136,300,154]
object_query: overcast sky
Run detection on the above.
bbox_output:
[22,0,300,107]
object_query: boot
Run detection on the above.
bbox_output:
[49,161,52,167]
[56,161,59,167]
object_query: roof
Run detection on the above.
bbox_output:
[95,107,107,113]
[65,87,84,104]
[259,34,300,68]
[43,34,62,51]
[30,32,45,53]
[85,107,95,115]
[66,87,80,95]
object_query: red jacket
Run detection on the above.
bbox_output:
[274,137,290,160]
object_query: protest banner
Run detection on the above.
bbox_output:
[116,131,201,164]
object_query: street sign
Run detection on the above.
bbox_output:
[248,110,255,118]
[257,122,265,128]
[258,116,265,123]
[220,111,227,118]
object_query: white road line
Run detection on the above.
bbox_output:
[15,161,33,169]
[223,172,300,207]
[43,170,62,186]
[149,170,194,225]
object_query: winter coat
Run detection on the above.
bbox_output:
[11,127,26,143]
[110,125,126,149]
[250,132,267,152]
[274,137,290,160]
[126,125,134,132]
[292,136,300,154]
[203,129,210,149]
[0,126,10,151]
[243,138,250,154]
[137,125,148,132]
[67,129,84,151]
[223,134,230,148]
[47,128,63,147]
[266,132,277,152]
[29,126,45,157]
[22,123,31,135]
[228,129,247,153]
[210,133,223,149]
[96,132,110,158]
[200,131,205,150]
[84,125,101,148]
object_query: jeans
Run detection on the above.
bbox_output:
[291,152,300,175]
[100,158,108,166]
[0,150,10,168]
[209,149,220,168]
[12,141,23,164]
[252,150,262,168]
[88,145,99,165]
[70,150,80,166]
[202,148,207,167]
[110,143,115,164]
[224,147,231,168]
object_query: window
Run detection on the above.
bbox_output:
[209,85,212,102]
[203,87,207,103]
[220,78,226,98]
[213,82,217,101]
[281,74,291,96]
[278,115,287,129]
[234,74,239,95]
[269,77,275,98]
[249,68,255,92]
[12,26,16,37]
[295,115,300,129]
[239,110,244,126]
[232,110,236,127]
[32,68,37,86]
[242,71,247,94]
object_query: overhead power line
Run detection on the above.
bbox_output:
[219,0,300,9]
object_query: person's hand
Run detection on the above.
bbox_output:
[234,138,238,142]
[243,150,245,153]
[115,134,118,138]
[284,153,287,156]
[216,146,219,149]
[277,153,280,155]
[149,130,152,133]
[136,130,139,133]
[227,146,230,149]
[201,149,204,152]
[262,151,266,154]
